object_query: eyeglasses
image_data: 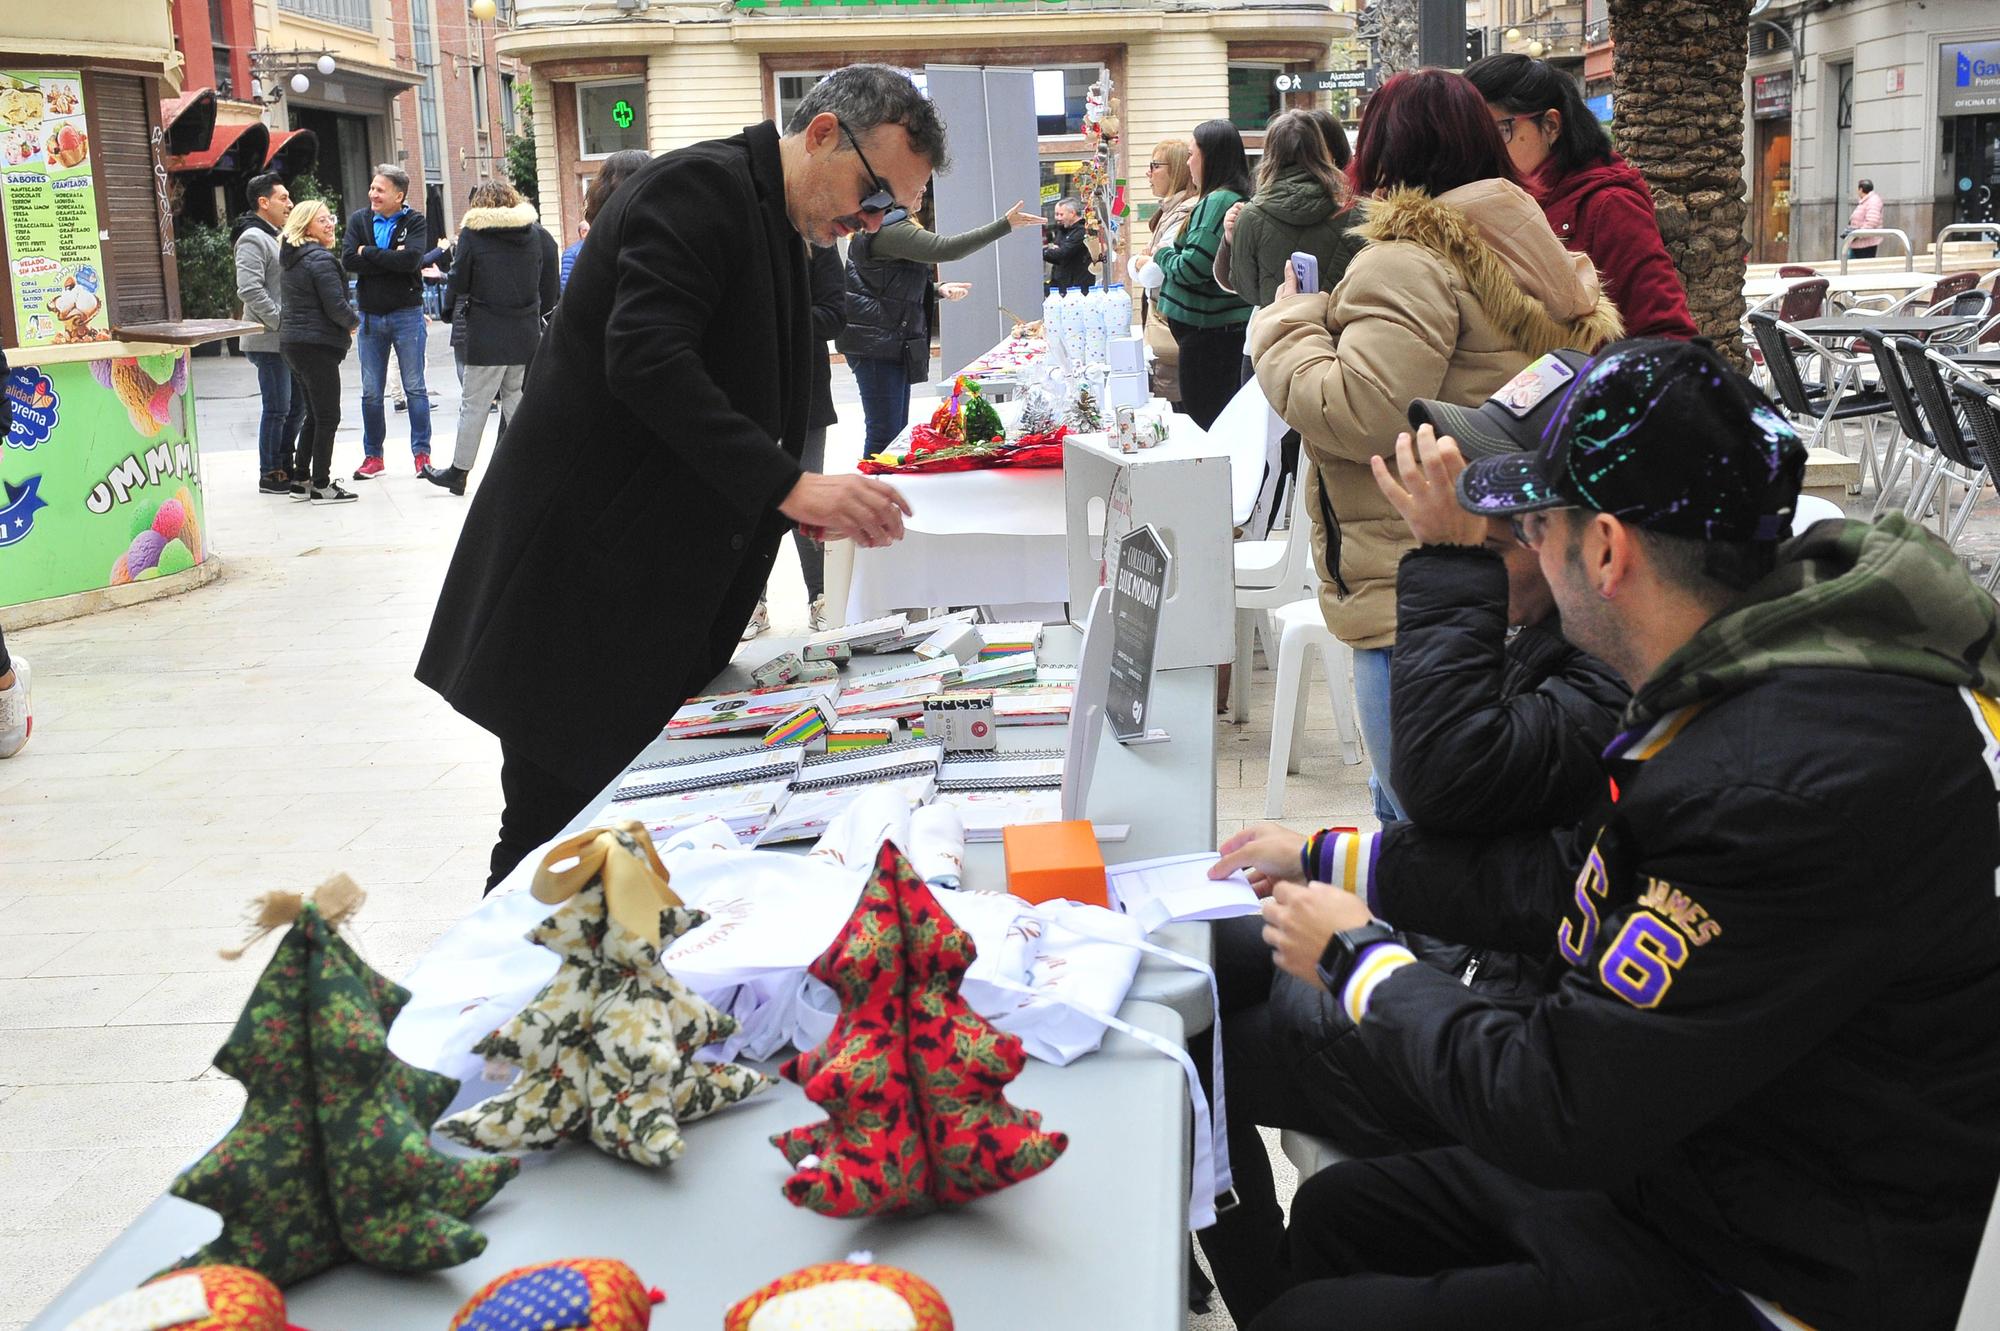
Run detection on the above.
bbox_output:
[1491,112,1545,145]
[1508,507,1568,549]
[838,118,898,216]
[1148,160,1168,171]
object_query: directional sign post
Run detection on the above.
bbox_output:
[1274,68,1381,95]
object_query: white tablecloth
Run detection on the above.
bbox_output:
[843,468,1070,620]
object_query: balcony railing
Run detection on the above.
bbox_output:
[279,0,376,31]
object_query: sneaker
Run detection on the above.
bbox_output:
[809,596,831,633]
[259,470,291,495]
[414,451,431,475]
[289,478,309,497]
[309,481,359,504]
[741,601,770,641]
[0,656,30,758]
[353,456,385,480]
[393,397,408,413]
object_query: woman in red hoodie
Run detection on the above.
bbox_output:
[1467,53,1697,339]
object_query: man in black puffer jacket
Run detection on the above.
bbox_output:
[1197,353,1629,1326]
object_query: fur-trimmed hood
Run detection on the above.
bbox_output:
[460,201,539,231]
[1360,179,1623,354]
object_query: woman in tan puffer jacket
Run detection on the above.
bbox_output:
[1251,68,1622,818]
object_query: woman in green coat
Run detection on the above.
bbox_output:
[1226,110,1365,308]
[1150,119,1255,429]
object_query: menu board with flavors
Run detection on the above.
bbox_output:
[1,70,108,348]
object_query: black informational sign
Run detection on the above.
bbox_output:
[1107,524,1172,744]
[1274,68,1379,94]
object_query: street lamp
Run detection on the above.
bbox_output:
[471,0,497,17]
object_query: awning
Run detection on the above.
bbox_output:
[264,127,319,179]
[159,87,217,156]
[167,120,271,176]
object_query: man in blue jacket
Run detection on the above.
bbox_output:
[342,163,443,479]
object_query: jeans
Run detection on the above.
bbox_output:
[357,306,431,457]
[283,342,347,489]
[454,362,526,471]
[245,350,307,477]
[1350,646,1405,822]
[850,355,913,453]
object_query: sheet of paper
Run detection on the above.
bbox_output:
[1105,851,1262,935]
[933,787,1064,842]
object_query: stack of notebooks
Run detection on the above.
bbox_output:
[593,742,810,843]
[836,659,960,719]
[977,621,1043,660]
[992,665,1077,726]
[931,749,1065,841]
[665,681,840,738]
[803,613,911,655]
[758,739,946,844]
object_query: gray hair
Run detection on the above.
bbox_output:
[783,63,949,175]
[1055,196,1082,215]
[372,163,410,198]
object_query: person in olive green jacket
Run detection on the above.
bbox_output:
[1225,110,1366,308]
[1150,119,1255,429]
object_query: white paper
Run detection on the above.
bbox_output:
[1106,851,1262,935]
[933,787,1064,841]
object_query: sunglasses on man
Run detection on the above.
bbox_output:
[839,118,899,216]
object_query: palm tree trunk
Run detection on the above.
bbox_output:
[1609,0,1751,363]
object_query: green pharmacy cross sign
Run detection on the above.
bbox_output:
[611,99,636,129]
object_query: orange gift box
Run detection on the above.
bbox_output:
[1002,820,1107,907]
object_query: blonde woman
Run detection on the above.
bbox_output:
[278,198,359,503]
[1131,138,1195,405]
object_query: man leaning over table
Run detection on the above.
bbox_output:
[1214,338,2000,1330]
[418,65,930,891]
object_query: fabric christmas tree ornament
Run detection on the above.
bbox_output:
[449,1258,663,1331]
[165,877,517,1288]
[723,1255,952,1331]
[530,822,681,949]
[60,1266,303,1331]
[773,843,1065,1217]
[437,872,772,1166]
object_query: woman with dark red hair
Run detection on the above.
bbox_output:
[1250,67,1622,824]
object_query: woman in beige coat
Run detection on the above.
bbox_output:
[1132,138,1196,405]
[1251,68,1622,818]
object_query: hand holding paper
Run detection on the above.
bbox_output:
[1210,821,1309,896]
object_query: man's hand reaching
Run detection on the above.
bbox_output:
[780,472,913,549]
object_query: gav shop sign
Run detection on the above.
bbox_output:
[1943,40,2000,115]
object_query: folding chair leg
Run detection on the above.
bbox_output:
[1288,651,1312,775]
[1230,610,1253,725]
[1265,627,1310,820]
[1946,470,1984,549]
[1871,433,1912,517]
[1320,639,1363,766]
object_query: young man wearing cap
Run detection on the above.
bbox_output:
[1220,337,2000,1329]
[1198,352,1631,1324]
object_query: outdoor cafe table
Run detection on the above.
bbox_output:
[1743,270,1937,303]
[25,628,1220,1331]
[1788,314,1982,341]
[1944,349,2000,375]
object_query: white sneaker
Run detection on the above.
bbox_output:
[809,596,831,633]
[0,656,31,758]
[741,601,770,641]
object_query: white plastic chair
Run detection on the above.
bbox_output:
[1264,595,1363,818]
[1231,480,1315,724]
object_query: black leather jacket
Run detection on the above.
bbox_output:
[835,228,930,373]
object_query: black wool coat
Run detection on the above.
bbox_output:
[443,201,561,366]
[807,241,843,431]
[416,122,811,792]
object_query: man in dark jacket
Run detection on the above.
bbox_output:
[418,64,934,890]
[1043,197,1092,293]
[342,163,443,479]
[1200,354,1630,1323]
[232,173,306,494]
[1246,339,2000,1331]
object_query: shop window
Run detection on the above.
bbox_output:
[1033,66,1100,137]
[93,73,174,325]
[776,69,928,133]
[578,80,646,158]
[1228,64,1284,133]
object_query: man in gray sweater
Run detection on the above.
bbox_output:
[232,173,307,495]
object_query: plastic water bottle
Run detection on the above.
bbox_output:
[1061,290,1089,368]
[1101,284,1130,340]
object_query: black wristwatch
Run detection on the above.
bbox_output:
[1315,920,1399,993]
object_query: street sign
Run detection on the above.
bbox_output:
[1274,68,1379,95]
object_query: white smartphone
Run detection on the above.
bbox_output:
[1289,251,1320,295]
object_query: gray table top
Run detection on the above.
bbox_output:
[1791,314,1981,336]
[1945,349,2000,371]
[26,1003,1193,1331]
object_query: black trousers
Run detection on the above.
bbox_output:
[0,622,10,676]
[1250,1147,1760,1331]
[1170,318,1248,431]
[283,342,346,488]
[487,741,600,893]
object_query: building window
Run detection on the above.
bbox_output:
[411,0,444,184]
[472,64,489,132]
[500,72,517,134]
[278,0,375,31]
[776,72,832,132]
[578,80,646,158]
[1228,64,1284,133]
[1030,66,1099,137]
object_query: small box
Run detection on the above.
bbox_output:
[763,698,835,749]
[1105,370,1148,411]
[1002,820,1107,907]
[1114,406,1139,455]
[827,719,899,752]
[1108,336,1146,375]
[796,658,840,684]
[921,691,996,752]
[803,640,851,665]
[751,651,805,688]
[914,622,982,667]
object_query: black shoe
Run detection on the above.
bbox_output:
[393,398,408,413]
[309,481,359,504]
[259,471,291,495]
[421,464,468,496]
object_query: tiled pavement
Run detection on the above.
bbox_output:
[0,343,1383,1329]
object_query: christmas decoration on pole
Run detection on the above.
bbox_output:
[1072,75,1124,285]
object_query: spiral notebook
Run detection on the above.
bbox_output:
[665,681,840,738]
[756,738,947,844]
[595,742,810,843]
[933,749,1066,841]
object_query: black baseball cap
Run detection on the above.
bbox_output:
[1455,338,1808,543]
[1408,350,1594,460]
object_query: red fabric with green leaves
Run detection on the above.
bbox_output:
[773,843,1065,1217]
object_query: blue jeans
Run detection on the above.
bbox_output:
[1350,645,1406,823]
[357,306,432,457]
[850,355,913,452]
[245,350,307,476]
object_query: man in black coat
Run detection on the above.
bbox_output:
[1240,340,2000,1331]
[418,64,937,889]
[1043,197,1092,294]
[341,164,443,479]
